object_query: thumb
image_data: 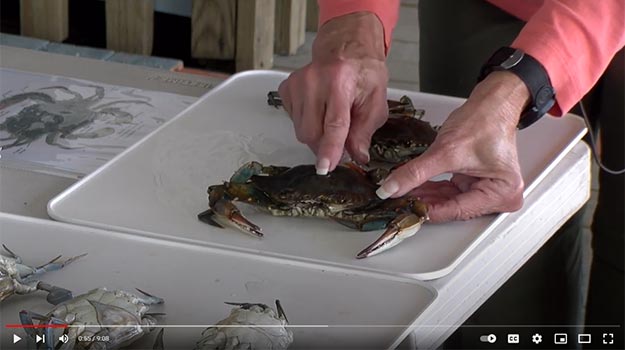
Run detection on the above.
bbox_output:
[376,150,450,199]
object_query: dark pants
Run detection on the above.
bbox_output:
[418,0,623,348]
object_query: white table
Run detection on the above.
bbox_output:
[0,47,591,349]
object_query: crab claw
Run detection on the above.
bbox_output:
[267,91,282,108]
[275,299,289,323]
[37,282,74,305]
[198,200,263,238]
[356,208,428,259]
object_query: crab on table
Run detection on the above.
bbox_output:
[0,244,84,305]
[19,287,164,350]
[195,300,293,350]
[267,91,438,164]
[198,161,429,258]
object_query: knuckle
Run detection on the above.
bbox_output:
[295,129,317,144]
[324,115,350,132]
[404,160,425,181]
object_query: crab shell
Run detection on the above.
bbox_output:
[195,302,293,350]
[39,288,162,349]
[251,164,380,214]
[370,115,438,164]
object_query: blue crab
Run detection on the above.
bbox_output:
[0,244,84,305]
[199,162,429,258]
[195,300,293,350]
[19,287,164,350]
[267,91,438,164]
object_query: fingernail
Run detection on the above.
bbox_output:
[316,158,330,175]
[376,180,399,199]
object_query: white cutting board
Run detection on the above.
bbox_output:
[48,71,586,280]
[0,212,434,349]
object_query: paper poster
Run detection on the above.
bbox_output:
[0,68,197,177]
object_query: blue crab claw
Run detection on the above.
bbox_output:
[275,299,289,323]
[198,202,263,238]
[267,91,282,108]
[356,212,428,259]
[37,282,74,305]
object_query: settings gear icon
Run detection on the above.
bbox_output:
[532,333,543,344]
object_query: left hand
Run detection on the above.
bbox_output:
[376,71,531,222]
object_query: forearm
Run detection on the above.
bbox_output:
[317,0,400,54]
[510,0,625,115]
[313,12,386,63]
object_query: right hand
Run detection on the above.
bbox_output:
[277,12,389,174]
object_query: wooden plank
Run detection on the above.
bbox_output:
[105,0,154,55]
[191,0,236,60]
[20,0,68,42]
[0,33,49,50]
[236,0,275,71]
[274,0,306,55]
[306,0,318,32]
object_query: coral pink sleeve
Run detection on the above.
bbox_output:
[318,0,400,55]
[510,0,625,115]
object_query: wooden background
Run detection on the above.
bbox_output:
[18,0,319,72]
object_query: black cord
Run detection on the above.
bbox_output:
[578,100,625,175]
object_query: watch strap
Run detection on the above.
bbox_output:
[479,47,556,129]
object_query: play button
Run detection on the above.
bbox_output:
[13,334,22,344]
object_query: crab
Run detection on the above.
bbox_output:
[0,85,152,150]
[267,91,438,164]
[198,161,429,258]
[19,287,164,350]
[195,300,293,350]
[0,244,85,305]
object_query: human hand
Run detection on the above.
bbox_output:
[278,12,389,174]
[376,71,531,222]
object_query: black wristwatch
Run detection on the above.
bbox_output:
[478,47,556,129]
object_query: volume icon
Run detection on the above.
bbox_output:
[59,334,69,343]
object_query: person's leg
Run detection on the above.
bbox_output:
[418,0,585,347]
[585,49,624,349]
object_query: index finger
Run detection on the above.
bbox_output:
[315,96,352,175]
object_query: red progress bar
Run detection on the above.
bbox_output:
[5,324,67,329]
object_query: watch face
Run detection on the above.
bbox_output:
[500,49,524,69]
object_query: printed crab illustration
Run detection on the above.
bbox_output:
[199,161,429,258]
[0,85,153,150]
[267,91,438,164]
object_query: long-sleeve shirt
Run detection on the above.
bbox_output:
[317,0,625,115]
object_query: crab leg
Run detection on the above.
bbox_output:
[356,212,427,259]
[267,91,425,119]
[388,95,419,118]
